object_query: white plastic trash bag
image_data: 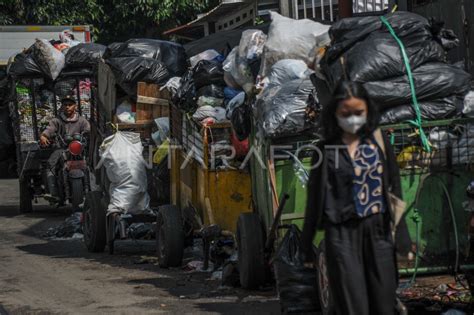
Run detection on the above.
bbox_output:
[99,132,150,215]
[192,105,227,123]
[190,49,221,68]
[223,30,267,95]
[226,92,245,119]
[259,12,330,78]
[238,30,267,61]
[32,39,66,80]
[463,91,474,118]
[263,59,312,88]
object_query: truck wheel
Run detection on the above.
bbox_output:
[156,205,184,268]
[317,240,334,315]
[83,191,106,252]
[71,178,84,212]
[19,177,33,214]
[237,213,266,289]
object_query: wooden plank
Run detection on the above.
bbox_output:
[136,103,153,123]
[136,82,171,121]
[136,96,170,106]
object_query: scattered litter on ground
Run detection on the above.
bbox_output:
[43,212,82,239]
[133,255,159,265]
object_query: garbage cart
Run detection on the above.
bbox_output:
[155,103,252,268]
[82,61,170,254]
[10,74,95,213]
[237,117,474,313]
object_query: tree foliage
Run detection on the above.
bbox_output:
[0,0,219,43]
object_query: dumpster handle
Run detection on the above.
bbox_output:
[265,193,290,252]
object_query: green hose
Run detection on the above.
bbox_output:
[380,16,431,153]
[435,175,460,274]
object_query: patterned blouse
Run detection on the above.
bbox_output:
[352,136,386,217]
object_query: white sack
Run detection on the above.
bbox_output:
[259,12,330,78]
[99,132,150,215]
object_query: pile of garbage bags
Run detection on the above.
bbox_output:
[103,39,188,97]
[169,12,328,140]
[173,57,230,123]
[7,31,106,80]
[320,11,471,124]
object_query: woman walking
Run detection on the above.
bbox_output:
[302,81,409,315]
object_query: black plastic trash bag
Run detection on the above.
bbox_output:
[258,79,315,138]
[380,96,462,125]
[192,60,225,90]
[103,39,188,76]
[58,67,94,78]
[321,11,454,87]
[173,69,197,112]
[231,101,251,141]
[364,62,471,110]
[0,69,9,104]
[0,105,14,147]
[272,225,320,313]
[7,51,43,78]
[197,84,225,99]
[106,57,170,97]
[65,43,106,68]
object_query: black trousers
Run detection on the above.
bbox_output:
[325,213,397,315]
[47,149,63,173]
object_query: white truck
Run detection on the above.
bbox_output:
[0,25,92,67]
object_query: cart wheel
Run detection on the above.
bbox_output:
[156,205,184,268]
[70,178,84,212]
[19,177,33,214]
[83,191,106,252]
[317,240,334,315]
[237,213,266,289]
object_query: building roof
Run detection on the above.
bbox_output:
[163,0,254,37]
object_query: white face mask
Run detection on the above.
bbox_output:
[337,114,367,134]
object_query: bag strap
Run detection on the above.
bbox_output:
[373,128,386,158]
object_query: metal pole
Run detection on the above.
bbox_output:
[295,0,299,19]
[339,0,353,18]
[329,0,333,21]
[364,0,368,12]
[312,0,316,18]
[372,0,377,11]
[303,0,307,19]
[320,0,325,21]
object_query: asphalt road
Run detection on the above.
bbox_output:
[0,179,280,314]
[1,178,472,315]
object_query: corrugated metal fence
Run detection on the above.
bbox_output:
[410,0,473,76]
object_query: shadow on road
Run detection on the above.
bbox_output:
[14,213,280,314]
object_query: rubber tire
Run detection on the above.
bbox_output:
[156,205,184,268]
[237,213,266,289]
[317,240,334,315]
[19,177,33,214]
[83,191,106,253]
[70,178,84,211]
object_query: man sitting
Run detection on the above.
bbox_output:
[40,95,90,199]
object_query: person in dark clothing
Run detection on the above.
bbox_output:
[40,95,90,199]
[302,81,411,315]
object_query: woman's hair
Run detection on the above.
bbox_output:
[321,80,379,141]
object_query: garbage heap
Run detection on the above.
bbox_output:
[168,12,329,167]
[6,32,104,145]
[102,38,187,100]
[319,11,472,125]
